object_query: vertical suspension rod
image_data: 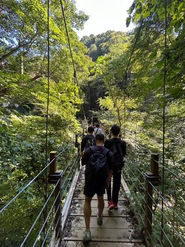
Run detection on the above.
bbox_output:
[161,0,167,241]
[123,88,126,139]
[59,0,76,80]
[46,0,50,163]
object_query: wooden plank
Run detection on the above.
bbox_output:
[69,206,128,217]
[60,170,145,246]
[63,237,143,243]
[73,194,127,201]
[72,199,127,207]
[66,216,133,229]
[70,213,129,218]
[63,242,145,247]
[63,228,133,240]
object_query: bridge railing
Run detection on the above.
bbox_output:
[123,153,185,247]
[0,144,80,247]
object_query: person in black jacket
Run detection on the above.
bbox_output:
[105,125,126,210]
[81,126,95,154]
[82,134,113,242]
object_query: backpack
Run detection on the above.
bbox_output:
[94,128,99,136]
[94,127,103,136]
[110,142,124,171]
[86,147,109,178]
[84,137,95,151]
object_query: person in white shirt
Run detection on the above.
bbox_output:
[93,123,103,136]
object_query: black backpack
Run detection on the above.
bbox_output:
[84,137,95,151]
[86,147,109,178]
[110,142,124,170]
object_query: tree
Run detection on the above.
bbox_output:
[0,0,90,245]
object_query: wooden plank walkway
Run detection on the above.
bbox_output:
[60,170,145,247]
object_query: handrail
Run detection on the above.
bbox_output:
[0,145,69,214]
[131,155,185,183]
[18,150,80,246]
[123,154,185,246]
[41,203,61,247]
[126,162,185,226]
[20,179,60,246]
[32,190,61,247]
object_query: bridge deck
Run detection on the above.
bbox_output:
[60,170,145,247]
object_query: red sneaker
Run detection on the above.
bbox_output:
[108,201,114,210]
[113,203,118,210]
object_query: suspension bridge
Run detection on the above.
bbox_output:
[0,142,184,246]
[1,0,185,246]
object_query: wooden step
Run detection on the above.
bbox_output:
[60,170,145,247]
[62,239,144,245]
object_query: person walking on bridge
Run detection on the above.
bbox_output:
[82,134,113,242]
[105,125,126,210]
[81,126,95,154]
[93,123,104,136]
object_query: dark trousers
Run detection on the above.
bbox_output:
[107,170,121,204]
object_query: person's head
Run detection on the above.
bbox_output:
[88,126,94,134]
[95,123,100,128]
[95,133,104,145]
[110,124,120,137]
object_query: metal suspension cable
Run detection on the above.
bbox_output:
[123,20,143,139]
[41,204,61,246]
[0,146,68,214]
[46,0,50,162]
[124,19,143,81]
[0,160,53,214]
[161,0,168,241]
[161,165,185,182]
[59,0,87,124]
[59,0,77,134]
[126,161,185,226]
[147,180,185,226]
[123,2,173,85]
[151,157,185,182]
[125,164,185,245]
[44,1,50,234]
[59,0,76,82]
[20,179,60,246]
[32,190,61,247]
[126,180,174,247]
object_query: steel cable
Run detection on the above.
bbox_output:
[0,145,68,214]
[20,179,60,246]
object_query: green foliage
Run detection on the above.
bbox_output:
[1,0,185,245]
[0,0,90,245]
[81,31,130,114]
[81,31,129,61]
[81,1,185,245]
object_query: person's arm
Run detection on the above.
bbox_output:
[105,169,113,189]
[81,136,87,153]
[105,151,114,188]
[82,148,91,166]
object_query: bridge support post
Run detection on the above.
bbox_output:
[145,154,160,238]
[49,151,57,174]
[48,151,62,241]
